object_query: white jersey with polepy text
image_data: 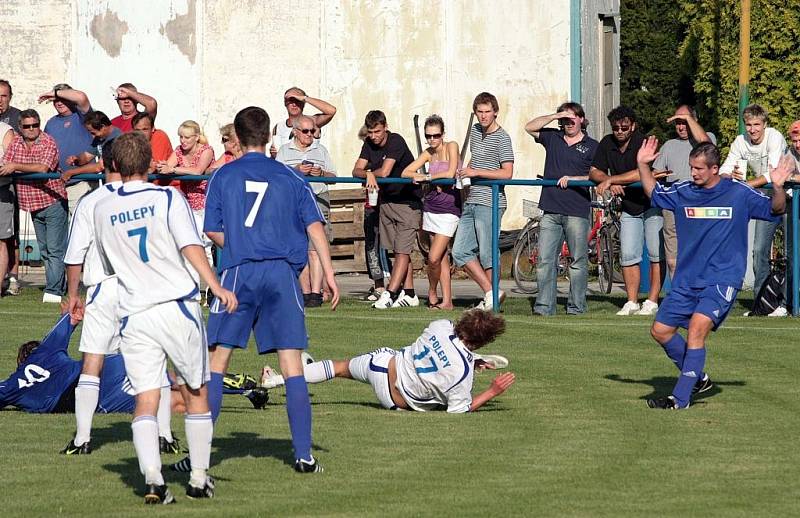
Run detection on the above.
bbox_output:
[394,319,475,413]
[64,182,122,286]
[93,180,203,317]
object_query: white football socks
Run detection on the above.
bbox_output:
[156,386,173,442]
[185,412,212,488]
[304,360,335,383]
[74,374,100,445]
[132,415,163,485]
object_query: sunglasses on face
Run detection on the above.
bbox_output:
[559,118,578,126]
[424,133,442,140]
[297,128,315,135]
[611,125,631,132]
[222,136,231,143]
[21,123,40,129]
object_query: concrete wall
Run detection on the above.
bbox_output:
[1,0,584,229]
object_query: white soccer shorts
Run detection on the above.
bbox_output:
[348,348,401,410]
[119,300,210,394]
[78,277,121,355]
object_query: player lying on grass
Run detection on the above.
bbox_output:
[0,314,269,446]
[636,138,791,409]
[262,310,515,412]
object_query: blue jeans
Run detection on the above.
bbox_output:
[752,217,781,295]
[32,200,68,296]
[452,203,504,269]
[619,208,664,266]
[534,213,589,315]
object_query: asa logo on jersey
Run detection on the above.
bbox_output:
[684,207,732,219]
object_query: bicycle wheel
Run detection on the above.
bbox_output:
[598,227,614,294]
[512,223,539,293]
[608,221,623,283]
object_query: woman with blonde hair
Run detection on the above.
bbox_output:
[157,120,215,282]
[209,123,242,170]
[401,114,461,310]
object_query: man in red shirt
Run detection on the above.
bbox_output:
[0,109,65,303]
[110,83,158,133]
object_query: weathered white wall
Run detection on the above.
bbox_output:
[2,0,574,228]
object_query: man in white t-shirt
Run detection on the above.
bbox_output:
[719,104,787,297]
[262,310,515,413]
[93,132,237,505]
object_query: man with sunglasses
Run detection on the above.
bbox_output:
[525,102,598,316]
[0,109,64,303]
[590,106,664,316]
[270,87,337,157]
[652,105,715,277]
[276,114,337,307]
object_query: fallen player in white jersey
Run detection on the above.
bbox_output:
[263,310,515,412]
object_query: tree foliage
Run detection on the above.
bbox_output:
[621,0,800,153]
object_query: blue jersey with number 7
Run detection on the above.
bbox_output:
[204,153,323,274]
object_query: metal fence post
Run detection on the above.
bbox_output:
[491,184,500,313]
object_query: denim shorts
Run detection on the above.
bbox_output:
[452,203,504,269]
[619,208,664,266]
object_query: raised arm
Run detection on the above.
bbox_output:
[635,136,661,197]
[118,86,158,120]
[304,95,337,129]
[39,88,91,114]
[525,111,573,139]
[667,112,710,144]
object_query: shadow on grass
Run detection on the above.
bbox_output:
[90,420,136,452]
[604,373,745,401]
[103,431,327,496]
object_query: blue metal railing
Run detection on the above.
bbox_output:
[10,172,798,315]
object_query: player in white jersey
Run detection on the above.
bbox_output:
[93,132,237,505]
[264,310,515,412]
[63,146,178,456]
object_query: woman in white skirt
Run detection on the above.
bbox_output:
[402,115,461,310]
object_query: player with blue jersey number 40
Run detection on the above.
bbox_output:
[195,106,340,475]
[635,136,792,410]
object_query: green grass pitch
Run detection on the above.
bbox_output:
[1,289,799,517]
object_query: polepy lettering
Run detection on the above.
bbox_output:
[110,205,156,226]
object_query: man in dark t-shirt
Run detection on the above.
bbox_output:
[525,101,598,316]
[590,106,664,316]
[352,110,420,309]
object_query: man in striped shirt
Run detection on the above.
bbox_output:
[452,92,514,310]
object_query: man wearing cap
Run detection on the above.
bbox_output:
[39,85,95,213]
[652,105,715,276]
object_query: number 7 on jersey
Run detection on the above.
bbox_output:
[245,180,269,227]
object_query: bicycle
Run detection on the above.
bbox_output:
[512,195,622,294]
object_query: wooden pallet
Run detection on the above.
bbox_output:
[329,188,367,273]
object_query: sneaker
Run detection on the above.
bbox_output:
[159,436,181,454]
[479,290,506,311]
[371,289,393,309]
[301,352,315,365]
[260,364,285,389]
[616,301,641,316]
[223,372,258,391]
[186,476,215,499]
[692,374,714,395]
[768,306,788,317]
[170,456,192,473]
[391,292,420,308]
[473,353,509,369]
[646,395,687,409]
[144,484,175,505]
[635,300,659,316]
[42,292,62,304]
[5,277,19,295]
[244,387,269,409]
[294,456,324,473]
[305,292,323,308]
[60,439,91,455]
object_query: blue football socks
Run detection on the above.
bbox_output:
[285,375,312,461]
[208,372,225,423]
[662,334,687,370]
[672,347,706,408]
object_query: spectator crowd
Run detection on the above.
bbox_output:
[1,76,799,316]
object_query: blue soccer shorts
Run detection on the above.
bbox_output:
[207,260,308,353]
[655,284,739,331]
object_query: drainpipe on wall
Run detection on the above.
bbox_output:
[570,0,582,103]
